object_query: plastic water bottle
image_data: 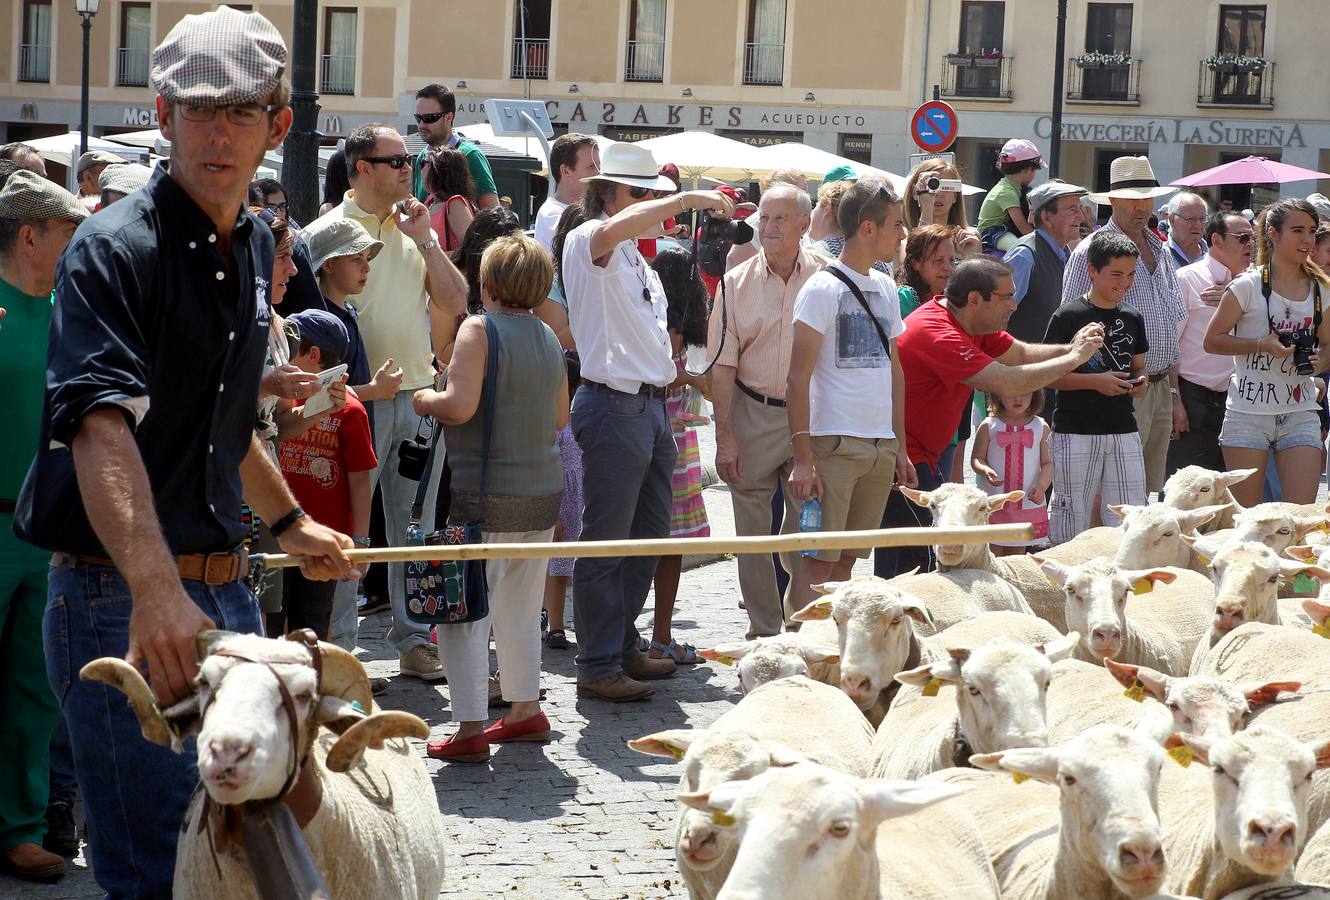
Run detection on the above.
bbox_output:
[799,499,822,558]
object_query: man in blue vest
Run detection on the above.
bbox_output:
[1003,181,1087,345]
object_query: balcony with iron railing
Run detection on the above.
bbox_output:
[743,42,784,85]
[625,39,665,82]
[511,38,549,80]
[1066,55,1140,104]
[1198,57,1274,108]
[19,43,50,82]
[320,54,355,95]
[117,47,149,87]
[941,53,1013,100]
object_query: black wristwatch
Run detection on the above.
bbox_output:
[269,506,307,538]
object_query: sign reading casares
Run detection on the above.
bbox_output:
[1034,115,1307,148]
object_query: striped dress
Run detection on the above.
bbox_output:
[667,358,711,539]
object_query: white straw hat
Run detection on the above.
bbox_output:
[1088,156,1178,204]
[581,143,676,191]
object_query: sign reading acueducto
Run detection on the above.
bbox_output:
[911,101,959,153]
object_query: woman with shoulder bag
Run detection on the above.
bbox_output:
[413,234,568,763]
[424,146,477,252]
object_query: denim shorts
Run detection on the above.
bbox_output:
[1219,408,1323,452]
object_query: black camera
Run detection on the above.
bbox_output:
[694,212,754,277]
[398,418,434,481]
[1276,328,1318,376]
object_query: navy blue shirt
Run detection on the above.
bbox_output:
[16,167,274,556]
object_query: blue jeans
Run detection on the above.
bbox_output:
[874,444,955,579]
[45,557,262,899]
[48,711,77,807]
[571,385,677,682]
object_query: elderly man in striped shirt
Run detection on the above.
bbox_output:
[707,184,826,639]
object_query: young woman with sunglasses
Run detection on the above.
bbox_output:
[1204,198,1330,505]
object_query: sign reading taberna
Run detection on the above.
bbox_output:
[911,101,959,153]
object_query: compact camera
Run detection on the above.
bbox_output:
[398,418,435,481]
[1276,328,1318,376]
[923,175,963,194]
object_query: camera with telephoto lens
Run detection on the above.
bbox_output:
[1276,328,1318,376]
[923,175,963,193]
[694,212,754,277]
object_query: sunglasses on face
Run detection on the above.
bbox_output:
[179,103,282,126]
[414,112,446,124]
[856,185,894,226]
[1229,232,1254,245]
[365,154,412,170]
[627,185,666,200]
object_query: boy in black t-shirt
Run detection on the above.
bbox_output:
[1044,231,1150,545]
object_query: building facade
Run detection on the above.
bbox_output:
[4,0,1328,204]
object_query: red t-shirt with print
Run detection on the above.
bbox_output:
[897,298,1014,469]
[278,394,378,535]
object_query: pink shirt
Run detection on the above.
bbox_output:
[1176,254,1236,393]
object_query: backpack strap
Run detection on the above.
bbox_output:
[825,265,892,360]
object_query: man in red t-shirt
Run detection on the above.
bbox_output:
[878,257,1105,577]
[277,310,379,640]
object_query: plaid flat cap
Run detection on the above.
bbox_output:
[99,163,153,196]
[77,150,126,175]
[0,169,87,223]
[151,6,287,106]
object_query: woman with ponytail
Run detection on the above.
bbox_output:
[1203,198,1330,505]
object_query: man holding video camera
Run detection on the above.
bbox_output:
[561,143,734,702]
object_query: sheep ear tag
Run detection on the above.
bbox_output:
[1131,578,1154,595]
[1123,680,1147,703]
[1293,573,1319,595]
[1313,622,1330,640]
[668,745,685,761]
[714,655,736,666]
[1167,745,1194,768]
[1011,772,1030,784]
[922,678,943,698]
[711,810,736,826]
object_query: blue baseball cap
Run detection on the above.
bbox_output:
[288,309,349,362]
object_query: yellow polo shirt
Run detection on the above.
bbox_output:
[306,192,434,390]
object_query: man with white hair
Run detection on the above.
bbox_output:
[1163,191,1209,269]
[708,183,826,639]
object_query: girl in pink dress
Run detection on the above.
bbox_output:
[971,391,1052,554]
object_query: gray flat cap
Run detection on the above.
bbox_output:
[1029,181,1088,215]
[303,217,384,272]
[77,150,126,175]
[0,169,87,223]
[99,162,154,196]
[151,6,287,106]
[1307,193,1330,222]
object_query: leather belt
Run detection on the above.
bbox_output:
[1148,371,1170,383]
[51,549,249,586]
[736,378,787,408]
[0,499,15,515]
[583,379,668,400]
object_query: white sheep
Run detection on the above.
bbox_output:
[1186,542,1330,674]
[936,722,1169,899]
[1110,503,1233,572]
[81,631,444,900]
[1039,558,1215,676]
[678,762,999,899]
[1157,724,1330,899]
[1045,656,1300,746]
[870,632,1079,780]
[628,675,874,900]
[1295,822,1330,888]
[1195,604,1330,692]
[1198,506,1329,559]
[696,633,840,694]
[1163,466,1259,532]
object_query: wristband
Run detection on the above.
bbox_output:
[416,238,439,253]
[269,506,307,538]
[790,430,811,443]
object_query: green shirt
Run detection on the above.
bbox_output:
[0,277,53,500]
[897,284,921,318]
[412,138,498,203]
[977,176,1022,230]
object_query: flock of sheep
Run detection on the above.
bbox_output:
[72,462,1330,899]
[630,465,1330,900]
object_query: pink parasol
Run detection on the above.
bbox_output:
[1171,155,1330,187]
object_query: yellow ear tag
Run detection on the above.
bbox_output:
[668,746,685,761]
[922,678,943,697]
[1313,622,1330,640]
[711,810,736,826]
[1132,578,1153,595]
[1196,553,1212,566]
[1293,573,1319,595]
[1168,745,1194,768]
[1316,524,1330,535]
[714,655,736,666]
[1011,772,1030,784]
[1123,680,1147,703]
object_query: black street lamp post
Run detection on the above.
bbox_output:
[1049,0,1068,176]
[75,0,102,159]
[284,0,322,226]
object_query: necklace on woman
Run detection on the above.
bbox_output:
[619,246,653,304]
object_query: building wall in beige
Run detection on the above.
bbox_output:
[408,1,504,81]
[360,8,396,98]
[552,0,621,84]
[56,2,112,89]
[788,0,906,93]
[669,0,739,87]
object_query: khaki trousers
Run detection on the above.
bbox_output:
[729,390,800,639]
[1132,377,1173,492]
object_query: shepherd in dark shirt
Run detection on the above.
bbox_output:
[1044,230,1150,546]
[14,9,355,896]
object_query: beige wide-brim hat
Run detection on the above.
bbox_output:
[581,143,676,192]
[303,217,385,272]
[1087,156,1179,205]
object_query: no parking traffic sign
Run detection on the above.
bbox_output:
[911,101,959,153]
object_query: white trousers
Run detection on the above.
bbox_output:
[435,528,554,722]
